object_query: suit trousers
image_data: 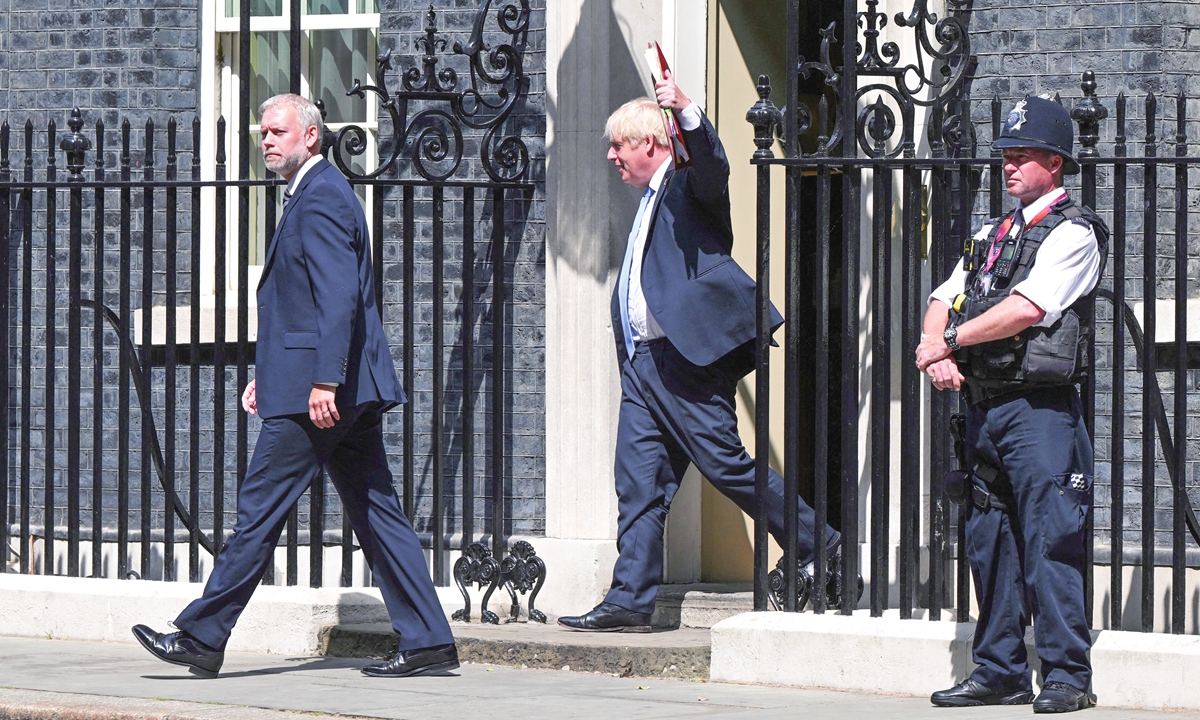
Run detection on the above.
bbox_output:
[964,385,1093,693]
[174,402,453,652]
[604,339,840,615]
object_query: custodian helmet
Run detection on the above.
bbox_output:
[992,96,1079,175]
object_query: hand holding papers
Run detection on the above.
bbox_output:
[644,42,691,169]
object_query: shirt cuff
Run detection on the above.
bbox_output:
[314,382,340,388]
[678,103,702,131]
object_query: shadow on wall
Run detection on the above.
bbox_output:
[545,0,655,284]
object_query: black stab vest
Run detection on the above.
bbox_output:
[950,196,1108,393]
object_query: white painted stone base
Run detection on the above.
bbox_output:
[0,574,468,656]
[710,610,970,696]
[710,610,1200,711]
[519,537,618,618]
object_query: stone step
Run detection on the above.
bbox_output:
[320,621,711,680]
[651,583,754,629]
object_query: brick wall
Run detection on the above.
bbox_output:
[0,0,200,127]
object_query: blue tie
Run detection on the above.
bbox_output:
[618,188,655,360]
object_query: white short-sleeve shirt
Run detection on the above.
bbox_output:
[928,188,1101,327]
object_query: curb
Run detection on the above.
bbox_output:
[321,621,712,679]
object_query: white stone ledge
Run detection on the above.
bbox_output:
[0,573,516,655]
[0,574,392,655]
[710,610,1200,711]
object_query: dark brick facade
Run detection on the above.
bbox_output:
[0,0,201,127]
[376,0,547,539]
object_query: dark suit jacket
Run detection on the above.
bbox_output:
[610,113,784,377]
[254,158,406,419]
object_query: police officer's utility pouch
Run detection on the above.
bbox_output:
[942,469,971,505]
[1020,312,1080,383]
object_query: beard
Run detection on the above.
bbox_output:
[265,146,310,177]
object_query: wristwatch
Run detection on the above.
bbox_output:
[943,325,961,352]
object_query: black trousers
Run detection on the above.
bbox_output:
[174,402,453,652]
[604,339,839,614]
[964,385,1093,692]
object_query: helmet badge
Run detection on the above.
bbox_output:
[1006,99,1028,132]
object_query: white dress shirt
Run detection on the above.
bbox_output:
[626,103,704,343]
[928,187,1101,327]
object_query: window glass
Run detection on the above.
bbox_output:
[309,29,373,125]
[307,0,349,14]
[250,32,290,124]
[224,0,283,18]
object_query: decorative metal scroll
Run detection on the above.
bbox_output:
[332,0,531,182]
[451,540,546,624]
[790,0,975,158]
[767,556,813,612]
[767,555,865,612]
[451,542,503,623]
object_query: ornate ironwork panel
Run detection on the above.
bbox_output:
[792,0,975,159]
[332,1,532,182]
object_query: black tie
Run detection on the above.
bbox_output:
[283,188,293,207]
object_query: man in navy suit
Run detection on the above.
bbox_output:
[133,94,457,678]
[557,72,841,632]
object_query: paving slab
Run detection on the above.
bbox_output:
[322,620,711,678]
[1,636,1197,720]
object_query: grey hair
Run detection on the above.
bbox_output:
[258,93,323,136]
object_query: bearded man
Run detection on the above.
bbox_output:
[132,94,457,680]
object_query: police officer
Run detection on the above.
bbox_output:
[915,96,1106,713]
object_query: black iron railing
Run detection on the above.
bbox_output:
[748,57,1200,634]
[1,1,541,608]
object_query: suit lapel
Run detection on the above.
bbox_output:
[259,157,330,290]
[641,167,674,257]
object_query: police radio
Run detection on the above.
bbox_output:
[989,234,1022,280]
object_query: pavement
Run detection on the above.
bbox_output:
[1,635,1199,719]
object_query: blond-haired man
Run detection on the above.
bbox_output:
[557,71,841,632]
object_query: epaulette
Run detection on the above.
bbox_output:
[1060,204,1092,228]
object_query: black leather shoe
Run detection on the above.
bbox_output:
[1034,681,1093,713]
[557,602,652,633]
[131,624,224,678]
[361,643,460,678]
[931,679,1035,707]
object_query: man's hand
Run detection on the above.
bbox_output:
[926,357,965,391]
[242,379,257,415]
[309,384,340,429]
[655,68,691,113]
[915,332,953,373]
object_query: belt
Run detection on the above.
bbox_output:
[963,382,1063,407]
